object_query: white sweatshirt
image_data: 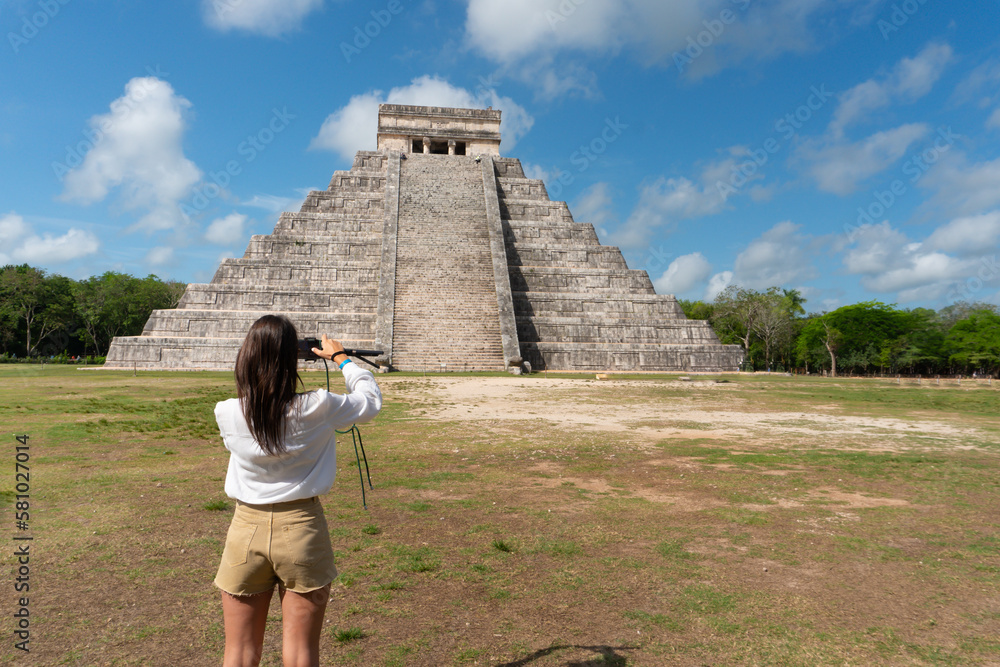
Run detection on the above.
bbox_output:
[215,362,383,504]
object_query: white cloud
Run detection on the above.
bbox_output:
[793,45,953,196]
[202,0,323,37]
[830,43,951,136]
[705,271,733,301]
[920,151,1000,218]
[611,176,721,249]
[517,57,601,101]
[522,162,550,182]
[831,80,890,137]
[610,151,750,249]
[0,212,30,247]
[0,212,100,266]
[205,213,249,245]
[924,211,1000,256]
[464,0,626,64]
[731,221,818,289]
[952,57,1000,109]
[16,229,100,264]
[464,0,873,84]
[700,222,818,300]
[842,221,912,275]
[145,246,175,267]
[866,252,964,299]
[892,43,953,100]
[60,77,201,234]
[842,221,986,302]
[800,123,929,195]
[653,252,712,296]
[572,182,616,227]
[310,75,534,161]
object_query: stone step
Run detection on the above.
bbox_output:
[492,158,526,178]
[105,335,376,370]
[351,151,389,172]
[506,244,628,269]
[243,235,381,262]
[512,291,686,318]
[497,177,549,200]
[273,218,382,236]
[326,172,387,192]
[178,284,378,312]
[500,199,573,223]
[211,261,380,287]
[143,309,376,338]
[300,191,385,215]
[520,342,744,372]
[504,221,599,244]
[509,267,655,294]
[516,316,721,345]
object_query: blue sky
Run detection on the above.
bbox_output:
[2,0,1000,313]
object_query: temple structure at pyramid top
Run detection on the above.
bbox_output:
[376,104,502,156]
[105,104,743,373]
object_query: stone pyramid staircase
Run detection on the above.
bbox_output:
[105,148,742,373]
[390,154,505,371]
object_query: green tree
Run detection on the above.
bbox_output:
[752,287,794,370]
[677,299,714,320]
[73,272,184,355]
[781,288,807,317]
[0,265,74,356]
[944,309,1000,373]
[712,286,763,368]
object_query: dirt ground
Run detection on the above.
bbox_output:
[1,370,998,666]
[410,376,978,443]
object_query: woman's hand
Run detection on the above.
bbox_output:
[312,334,347,362]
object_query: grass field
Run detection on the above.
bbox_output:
[0,366,998,665]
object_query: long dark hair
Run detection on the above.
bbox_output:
[234,315,302,455]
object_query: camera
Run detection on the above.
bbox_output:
[297,338,322,360]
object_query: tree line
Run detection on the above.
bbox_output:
[0,265,185,360]
[3,263,997,374]
[683,285,1000,377]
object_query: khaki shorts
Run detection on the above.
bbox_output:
[214,496,337,596]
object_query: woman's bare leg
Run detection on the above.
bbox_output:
[221,589,274,667]
[278,584,330,667]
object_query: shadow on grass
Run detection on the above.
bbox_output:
[497,644,639,666]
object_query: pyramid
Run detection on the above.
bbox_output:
[105,104,743,372]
